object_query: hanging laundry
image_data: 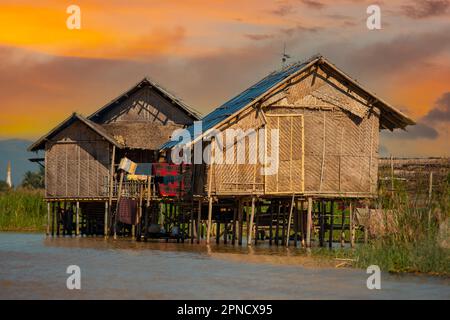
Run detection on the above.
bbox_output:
[117,197,138,225]
[118,157,137,174]
[152,163,192,197]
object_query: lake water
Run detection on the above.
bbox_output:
[0,232,448,299]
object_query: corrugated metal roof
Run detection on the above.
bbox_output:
[160,58,314,149]
[160,54,415,150]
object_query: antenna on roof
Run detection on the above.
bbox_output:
[281,43,291,67]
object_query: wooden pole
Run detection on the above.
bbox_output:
[232,202,237,245]
[341,202,345,247]
[269,201,273,246]
[51,202,55,236]
[206,138,215,245]
[255,201,260,245]
[306,197,312,248]
[144,176,151,241]
[108,145,116,234]
[114,170,124,239]
[364,204,369,244]
[75,201,79,236]
[238,199,243,245]
[300,200,306,248]
[329,201,334,249]
[56,202,60,236]
[197,200,202,244]
[275,201,280,246]
[248,197,256,246]
[286,194,295,247]
[294,200,299,247]
[104,201,108,237]
[428,171,433,229]
[350,201,355,248]
[216,219,220,244]
[46,202,50,236]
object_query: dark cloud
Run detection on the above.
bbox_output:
[387,123,439,140]
[401,0,449,19]
[244,34,275,41]
[271,3,295,16]
[384,92,450,140]
[346,28,450,76]
[301,0,325,10]
[423,92,450,123]
[281,24,322,36]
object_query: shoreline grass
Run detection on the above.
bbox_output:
[0,189,46,232]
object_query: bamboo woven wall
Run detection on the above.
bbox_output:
[200,67,379,197]
[45,120,110,198]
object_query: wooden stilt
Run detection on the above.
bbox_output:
[319,201,325,247]
[269,201,273,246]
[238,199,243,245]
[341,201,345,247]
[114,170,124,239]
[232,203,237,245]
[144,176,151,241]
[197,200,202,244]
[104,201,108,237]
[306,197,312,248]
[248,196,256,246]
[51,202,55,236]
[286,194,295,247]
[255,201,260,245]
[281,202,286,246]
[350,202,355,248]
[56,202,60,236]
[300,200,305,247]
[275,200,280,246]
[329,201,334,249]
[216,219,220,244]
[75,201,80,236]
[206,197,213,245]
[46,202,50,236]
[224,218,228,245]
[364,203,369,244]
[294,200,299,247]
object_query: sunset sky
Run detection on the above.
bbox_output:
[0,0,448,157]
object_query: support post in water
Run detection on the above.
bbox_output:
[248,196,256,246]
[46,202,50,236]
[306,197,312,248]
[329,201,334,249]
[286,194,295,247]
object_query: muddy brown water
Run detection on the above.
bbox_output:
[0,232,448,299]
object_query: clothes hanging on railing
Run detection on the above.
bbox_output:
[117,197,138,225]
[152,163,192,197]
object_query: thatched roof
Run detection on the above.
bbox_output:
[28,113,122,152]
[88,77,201,122]
[101,122,183,150]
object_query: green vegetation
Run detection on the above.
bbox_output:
[350,174,450,275]
[21,167,44,189]
[0,188,46,232]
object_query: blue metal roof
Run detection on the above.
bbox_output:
[160,58,316,149]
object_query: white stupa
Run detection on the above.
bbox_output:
[6,160,12,188]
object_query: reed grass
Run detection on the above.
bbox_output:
[352,175,450,275]
[0,189,46,232]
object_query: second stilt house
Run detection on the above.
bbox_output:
[161,55,414,198]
